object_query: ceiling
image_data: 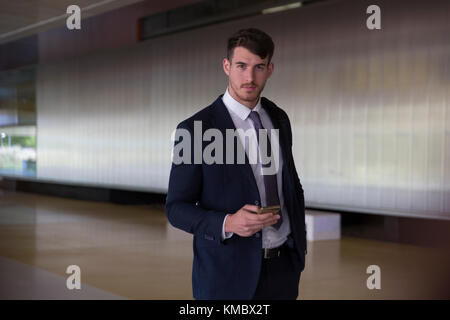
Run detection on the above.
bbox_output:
[0,0,328,46]
[0,0,145,44]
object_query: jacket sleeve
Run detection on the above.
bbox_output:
[165,121,228,244]
[281,110,307,256]
[281,109,304,198]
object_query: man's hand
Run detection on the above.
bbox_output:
[224,204,280,237]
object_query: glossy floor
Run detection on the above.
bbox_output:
[0,190,449,299]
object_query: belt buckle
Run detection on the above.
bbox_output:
[263,248,280,259]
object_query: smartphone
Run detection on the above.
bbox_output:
[258,205,281,215]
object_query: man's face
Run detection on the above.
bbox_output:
[223,46,274,108]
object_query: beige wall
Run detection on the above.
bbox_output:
[36,0,450,219]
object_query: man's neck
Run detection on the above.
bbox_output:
[227,87,259,110]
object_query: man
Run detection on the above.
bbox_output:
[166,28,306,300]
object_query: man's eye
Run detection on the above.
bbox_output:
[237,65,245,69]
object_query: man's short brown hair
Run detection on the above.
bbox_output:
[227,28,275,63]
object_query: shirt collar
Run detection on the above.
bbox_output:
[222,86,262,121]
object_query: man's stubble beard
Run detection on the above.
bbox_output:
[231,82,266,105]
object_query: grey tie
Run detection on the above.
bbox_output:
[248,111,282,230]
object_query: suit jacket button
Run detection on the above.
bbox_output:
[254,200,259,206]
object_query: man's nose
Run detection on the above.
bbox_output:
[245,68,255,83]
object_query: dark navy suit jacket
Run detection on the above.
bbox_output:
[166,94,306,299]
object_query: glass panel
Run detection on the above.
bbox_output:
[0,125,36,177]
[0,66,36,177]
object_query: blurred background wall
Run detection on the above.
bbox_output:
[1,0,449,221]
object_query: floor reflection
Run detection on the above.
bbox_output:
[0,190,449,299]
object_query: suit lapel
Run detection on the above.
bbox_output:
[211,95,260,198]
[261,98,297,220]
[261,98,290,167]
[211,95,292,206]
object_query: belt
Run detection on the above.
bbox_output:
[262,242,286,259]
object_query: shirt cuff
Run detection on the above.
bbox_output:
[221,214,234,241]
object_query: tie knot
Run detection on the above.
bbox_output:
[248,111,263,129]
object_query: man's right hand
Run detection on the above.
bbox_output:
[224,204,280,237]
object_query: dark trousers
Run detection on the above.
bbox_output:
[252,242,302,300]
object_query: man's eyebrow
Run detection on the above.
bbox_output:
[235,61,267,66]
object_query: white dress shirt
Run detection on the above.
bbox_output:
[221,87,291,249]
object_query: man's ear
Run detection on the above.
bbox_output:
[223,58,231,76]
[267,62,274,78]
